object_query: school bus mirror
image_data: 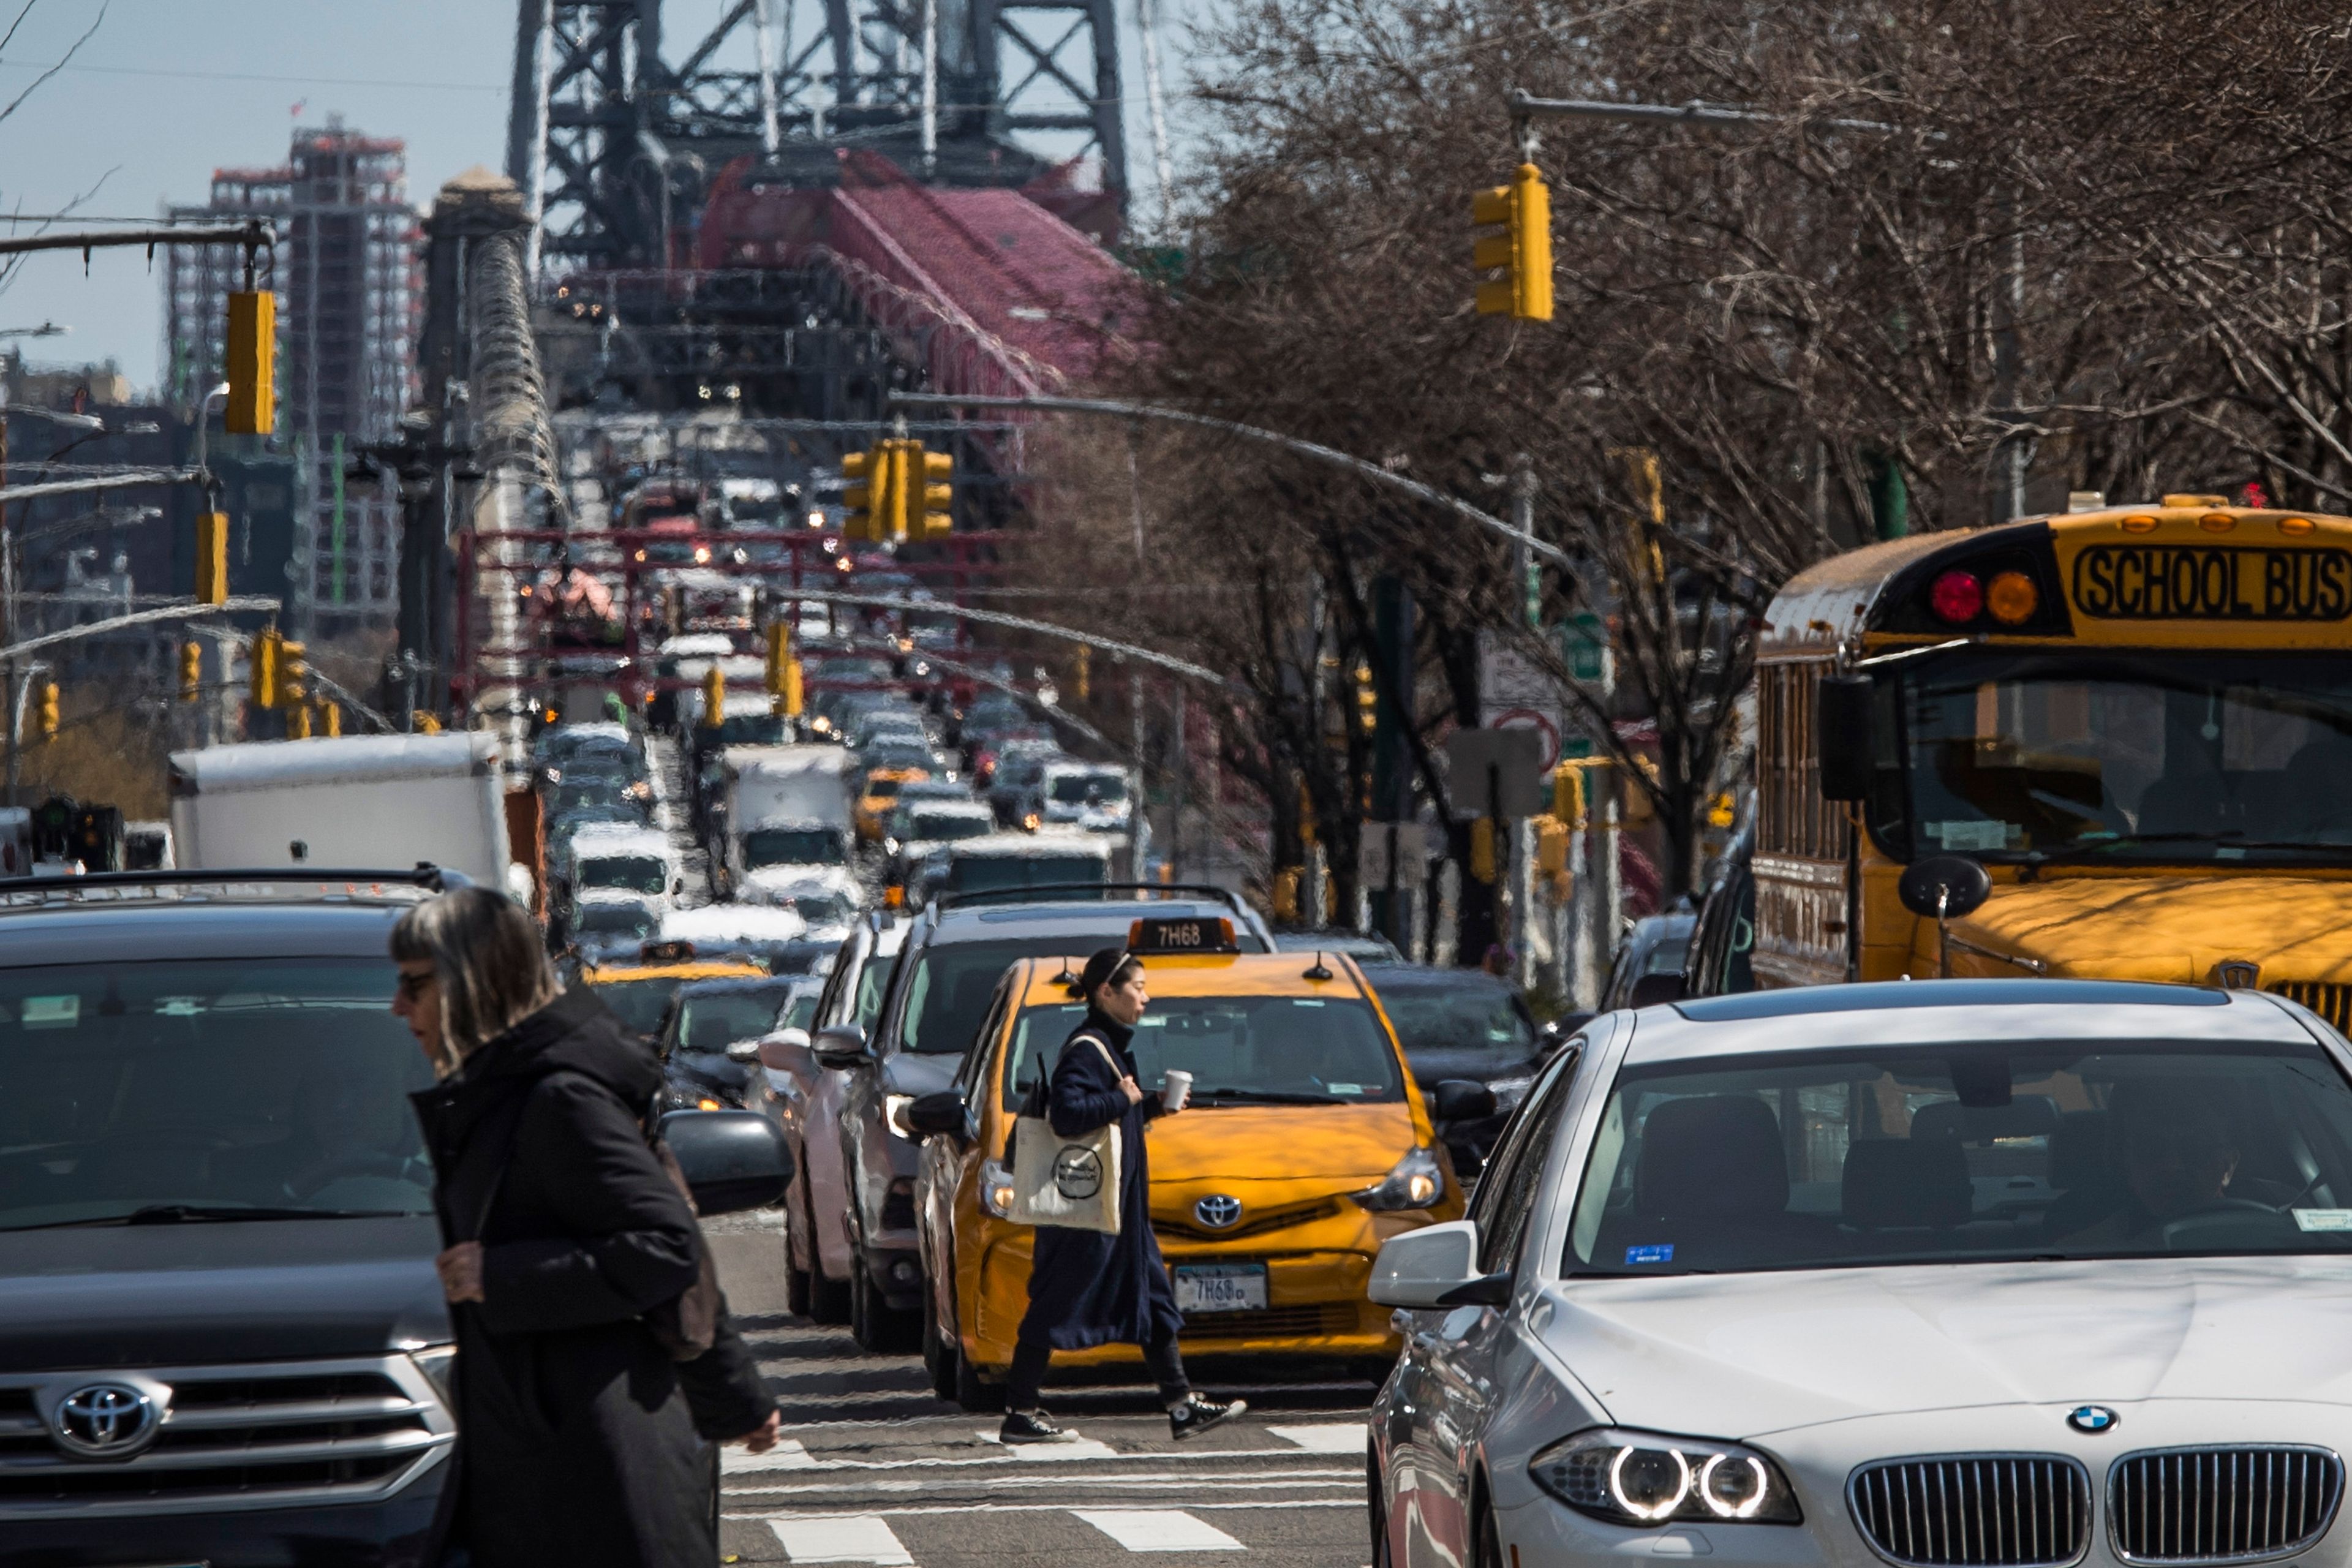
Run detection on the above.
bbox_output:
[1816,674,1875,801]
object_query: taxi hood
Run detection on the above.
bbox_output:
[1537,1255,2352,1439]
[1146,1101,1417,1182]
[1937,873,2352,986]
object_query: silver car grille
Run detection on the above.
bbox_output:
[2108,1447,2344,1565]
[0,1354,454,1519]
[1849,1455,2091,1567]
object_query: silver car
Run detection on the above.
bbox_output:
[1370,978,2352,1568]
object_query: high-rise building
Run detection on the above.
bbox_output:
[163,119,421,630]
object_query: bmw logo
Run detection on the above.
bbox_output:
[2067,1405,2119,1435]
[51,1381,159,1458]
[1194,1194,1242,1229]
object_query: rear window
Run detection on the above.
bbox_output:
[677,989,790,1052]
[577,854,667,894]
[947,853,1106,894]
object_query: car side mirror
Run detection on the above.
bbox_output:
[1816,674,1875,802]
[1899,854,1992,921]
[907,1090,969,1142]
[1369,1218,1482,1308]
[657,1109,793,1215]
[813,1022,873,1071]
[1431,1079,1498,1122]
[1628,971,1687,1009]
[758,1027,813,1072]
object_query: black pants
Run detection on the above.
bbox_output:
[1007,1329,1188,1412]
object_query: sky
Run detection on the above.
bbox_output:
[0,0,1202,396]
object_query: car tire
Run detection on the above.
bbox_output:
[921,1295,957,1402]
[1367,1443,1392,1568]
[953,1341,995,1412]
[1473,1497,1505,1568]
[804,1185,851,1326]
[852,1259,919,1354]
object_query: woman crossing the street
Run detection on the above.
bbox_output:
[393,886,780,1568]
[1002,944,1245,1444]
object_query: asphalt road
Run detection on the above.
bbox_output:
[707,1213,1378,1568]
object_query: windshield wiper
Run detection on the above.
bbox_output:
[1,1204,418,1232]
[1191,1088,1346,1106]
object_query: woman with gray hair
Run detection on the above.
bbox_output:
[394,886,777,1568]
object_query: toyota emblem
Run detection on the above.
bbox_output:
[1194,1194,1242,1229]
[53,1382,157,1458]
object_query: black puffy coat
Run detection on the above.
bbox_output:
[410,987,773,1568]
[1016,1012,1183,1352]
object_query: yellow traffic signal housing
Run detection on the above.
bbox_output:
[195,511,230,606]
[276,641,308,709]
[884,439,914,541]
[1074,644,1091,701]
[1469,817,1497,883]
[318,701,341,739]
[287,701,312,740]
[699,664,726,727]
[780,658,804,719]
[35,681,58,742]
[413,710,442,736]
[249,630,280,709]
[764,621,791,696]
[179,641,203,704]
[1354,662,1377,731]
[1473,163,1553,322]
[225,290,276,435]
[842,444,891,543]
[914,445,952,538]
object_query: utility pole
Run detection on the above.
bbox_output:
[1509,453,1538,989]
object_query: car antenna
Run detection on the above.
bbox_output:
[1303,951,1333,982]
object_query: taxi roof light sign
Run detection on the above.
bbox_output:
[1127,916,1238,955]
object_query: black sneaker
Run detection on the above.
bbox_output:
[1000,1410,1077,1444]
[1169,1396,1246,1441]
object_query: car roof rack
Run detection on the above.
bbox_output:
[0,863,469,902]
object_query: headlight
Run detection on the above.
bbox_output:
[1350,1145,1443,1210]
[1529,1428,1802,1526]
[981,1158,1016,1217]
[1489,1074,1534,1114]
[884,1093,915,1139]
[409,1344,458,1411]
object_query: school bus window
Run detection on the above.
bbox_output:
[1878,649,2352,862]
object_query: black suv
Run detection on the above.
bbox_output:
[816,886,1271,1350]
[0,868,786,1566]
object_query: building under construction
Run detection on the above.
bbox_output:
[163,120,421,631]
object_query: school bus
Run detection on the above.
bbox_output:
[1744,496,2352,1023]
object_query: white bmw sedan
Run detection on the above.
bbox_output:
[1369,979,2352,1568]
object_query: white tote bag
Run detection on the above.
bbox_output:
[1006,1035,1124,1234]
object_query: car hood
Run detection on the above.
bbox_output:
[1942,873,2352,984]
[0,1215,449,1371]
[1147,1102,1418,1182]
[1534,1255,2352,1439]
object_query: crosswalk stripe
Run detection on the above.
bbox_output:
[723,1438,819,1472]
[728,1472,1357,1499]
[976,1426,1118,1460]
[726,1446,1352,1476]
[1072,1509,1248,1551]
[767,1514,914,1564]
[730,1499,1362,1522]
[1267,1423,1370,1454]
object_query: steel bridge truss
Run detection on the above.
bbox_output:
[510,0,1126,268]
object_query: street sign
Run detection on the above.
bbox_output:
[1446,726,1548,818]
[1358,821,1433,888]
[1480,631,1568,771]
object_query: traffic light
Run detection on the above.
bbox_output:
[700,664,726,728]
[195,511,230,605]
[225,290,276,435]
[36,681,58,743]
[764,621,790,696]
[781,657,804,719]
[287,700,312,740]
[1472,162,1553,322]
[1354,662,1377,731]
[317,700,341,739]
[1469,817,1496,883]
[842,443,890,543]
[277,640,308,709]
[1074,644,1090,702]
[179,641,202,704]
[913,442,952,538]
[249,630,279,709]
[884,439,913,541]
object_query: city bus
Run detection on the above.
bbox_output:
[1736,496,2352,1025]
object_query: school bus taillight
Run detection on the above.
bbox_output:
[1985,570,2039,624]
[1929,569,1983,624]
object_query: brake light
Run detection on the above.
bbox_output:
[1985,571,2038,625]
[1928,570,1983,624]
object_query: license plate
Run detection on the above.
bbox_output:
[1174,1262,1267,1313]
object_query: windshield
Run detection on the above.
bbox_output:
[786,892,856,925]
[677,989,789,1052]
[1567,1039,2352,1276]
[782,990,821,1033]
[949,854,1106,894]
[577,854,668,894]
[908,811,990,842]
[1375,982,1536,1058]
[744,827,840,867]
[1875,649,2352,862]
[1003,998,1403,1108]
[899,938,1094,1055]
[592,977,680,1036]
[1049,773,1126,804]
[0,959,434,1229]
[575,903,657,938]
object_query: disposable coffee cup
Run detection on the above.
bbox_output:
[1162,1070,1193,1111]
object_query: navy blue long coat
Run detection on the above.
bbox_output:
[1016,1012,1183,1351]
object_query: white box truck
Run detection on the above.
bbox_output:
[718,745,854,895]
[168,733,514,890]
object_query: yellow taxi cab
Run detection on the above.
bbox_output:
[853,767,929,843]
[909,916,1472,1409]
[575,938,767,1041]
